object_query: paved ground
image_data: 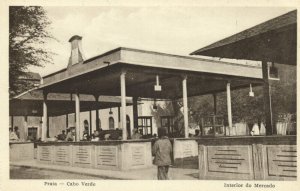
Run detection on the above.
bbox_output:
[10,166,106,179]
[10,160,198,180]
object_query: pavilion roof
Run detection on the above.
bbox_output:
[10,88,133,116]
[38,47,263,100]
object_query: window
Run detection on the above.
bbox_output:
[27,127,38,140]
[201,115,224,136]
[161,116,175,136]
[126,115,131,138]
[137,116,152,136]
[109,117,114,129]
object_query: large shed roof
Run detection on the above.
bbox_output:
[190,10,297,65]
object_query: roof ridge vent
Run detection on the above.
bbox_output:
[68,35,85,67]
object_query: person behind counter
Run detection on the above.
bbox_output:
[194,129,201,137]
[91,130,100,141]
[14,126,20,139]
[152,127,173,180]
[65,128,75,141]
[131,128,142,139]
[57,130,67,141]
[9,127,19,141]
[82,120,90,141]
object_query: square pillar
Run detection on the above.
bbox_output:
[94,95,100,131]
[213,94,217,115]
[262,61,274,135]
[75,93,80,141]
[133,97,138,129]
[120,71,127,140]
[42,92,48,141]
[226,83,233,128]
[11,116,14,129]
[89,110,92,136]
[182,75,189,138]
[24,116,28,140]
[66,114,68,130]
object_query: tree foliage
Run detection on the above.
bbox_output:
[9,6,54,97]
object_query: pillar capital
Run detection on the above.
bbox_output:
[43,91,48,99]
[181,74,188,80]
[93,94,99,102]
[120,69,127,76]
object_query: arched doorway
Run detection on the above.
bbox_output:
[109,117,114,129]
[126,115,131,138]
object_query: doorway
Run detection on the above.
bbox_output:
[126,115,131,138]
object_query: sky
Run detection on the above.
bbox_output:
[28,6,295,76]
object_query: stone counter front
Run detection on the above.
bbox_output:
[37,140,152,171]
[197,136,297,180]
[9,142,34,161]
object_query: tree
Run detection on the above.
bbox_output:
[9,6,55,97]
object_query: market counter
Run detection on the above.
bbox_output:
[37,140,152,171]
[9,142,34,161]
[197,135,297,180]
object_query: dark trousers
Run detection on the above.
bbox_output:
[157,166,169,180]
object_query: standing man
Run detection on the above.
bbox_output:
[152,127,173,180]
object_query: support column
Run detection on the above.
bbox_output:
[94,95,100,131]
[262,61,274,135]
[182,75,189,138]
[11,116,14,129]
[24,116,28,140]
[66,114,68,130]
[120,71,127,140]
[213,94,217,115]
[95,109,99,130]
[133,97,138,129]
[89,110,92,136]
[226,83,232,128]
[42,92,48,141]
[46,116,50,138]
[75,93,80,141]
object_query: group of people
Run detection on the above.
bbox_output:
[56,128,76,141]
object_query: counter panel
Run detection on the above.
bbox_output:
[173,139,198,169]
[38,146,53,163]
[264,145,297,180]
[72,145,93,167]
[206,145,254,179]
[37,141,152,171]
[198,136,297,180]
[95,145,119,170]
[54,145,71,165]
[131,145,145,166]
[10,142,34,161]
